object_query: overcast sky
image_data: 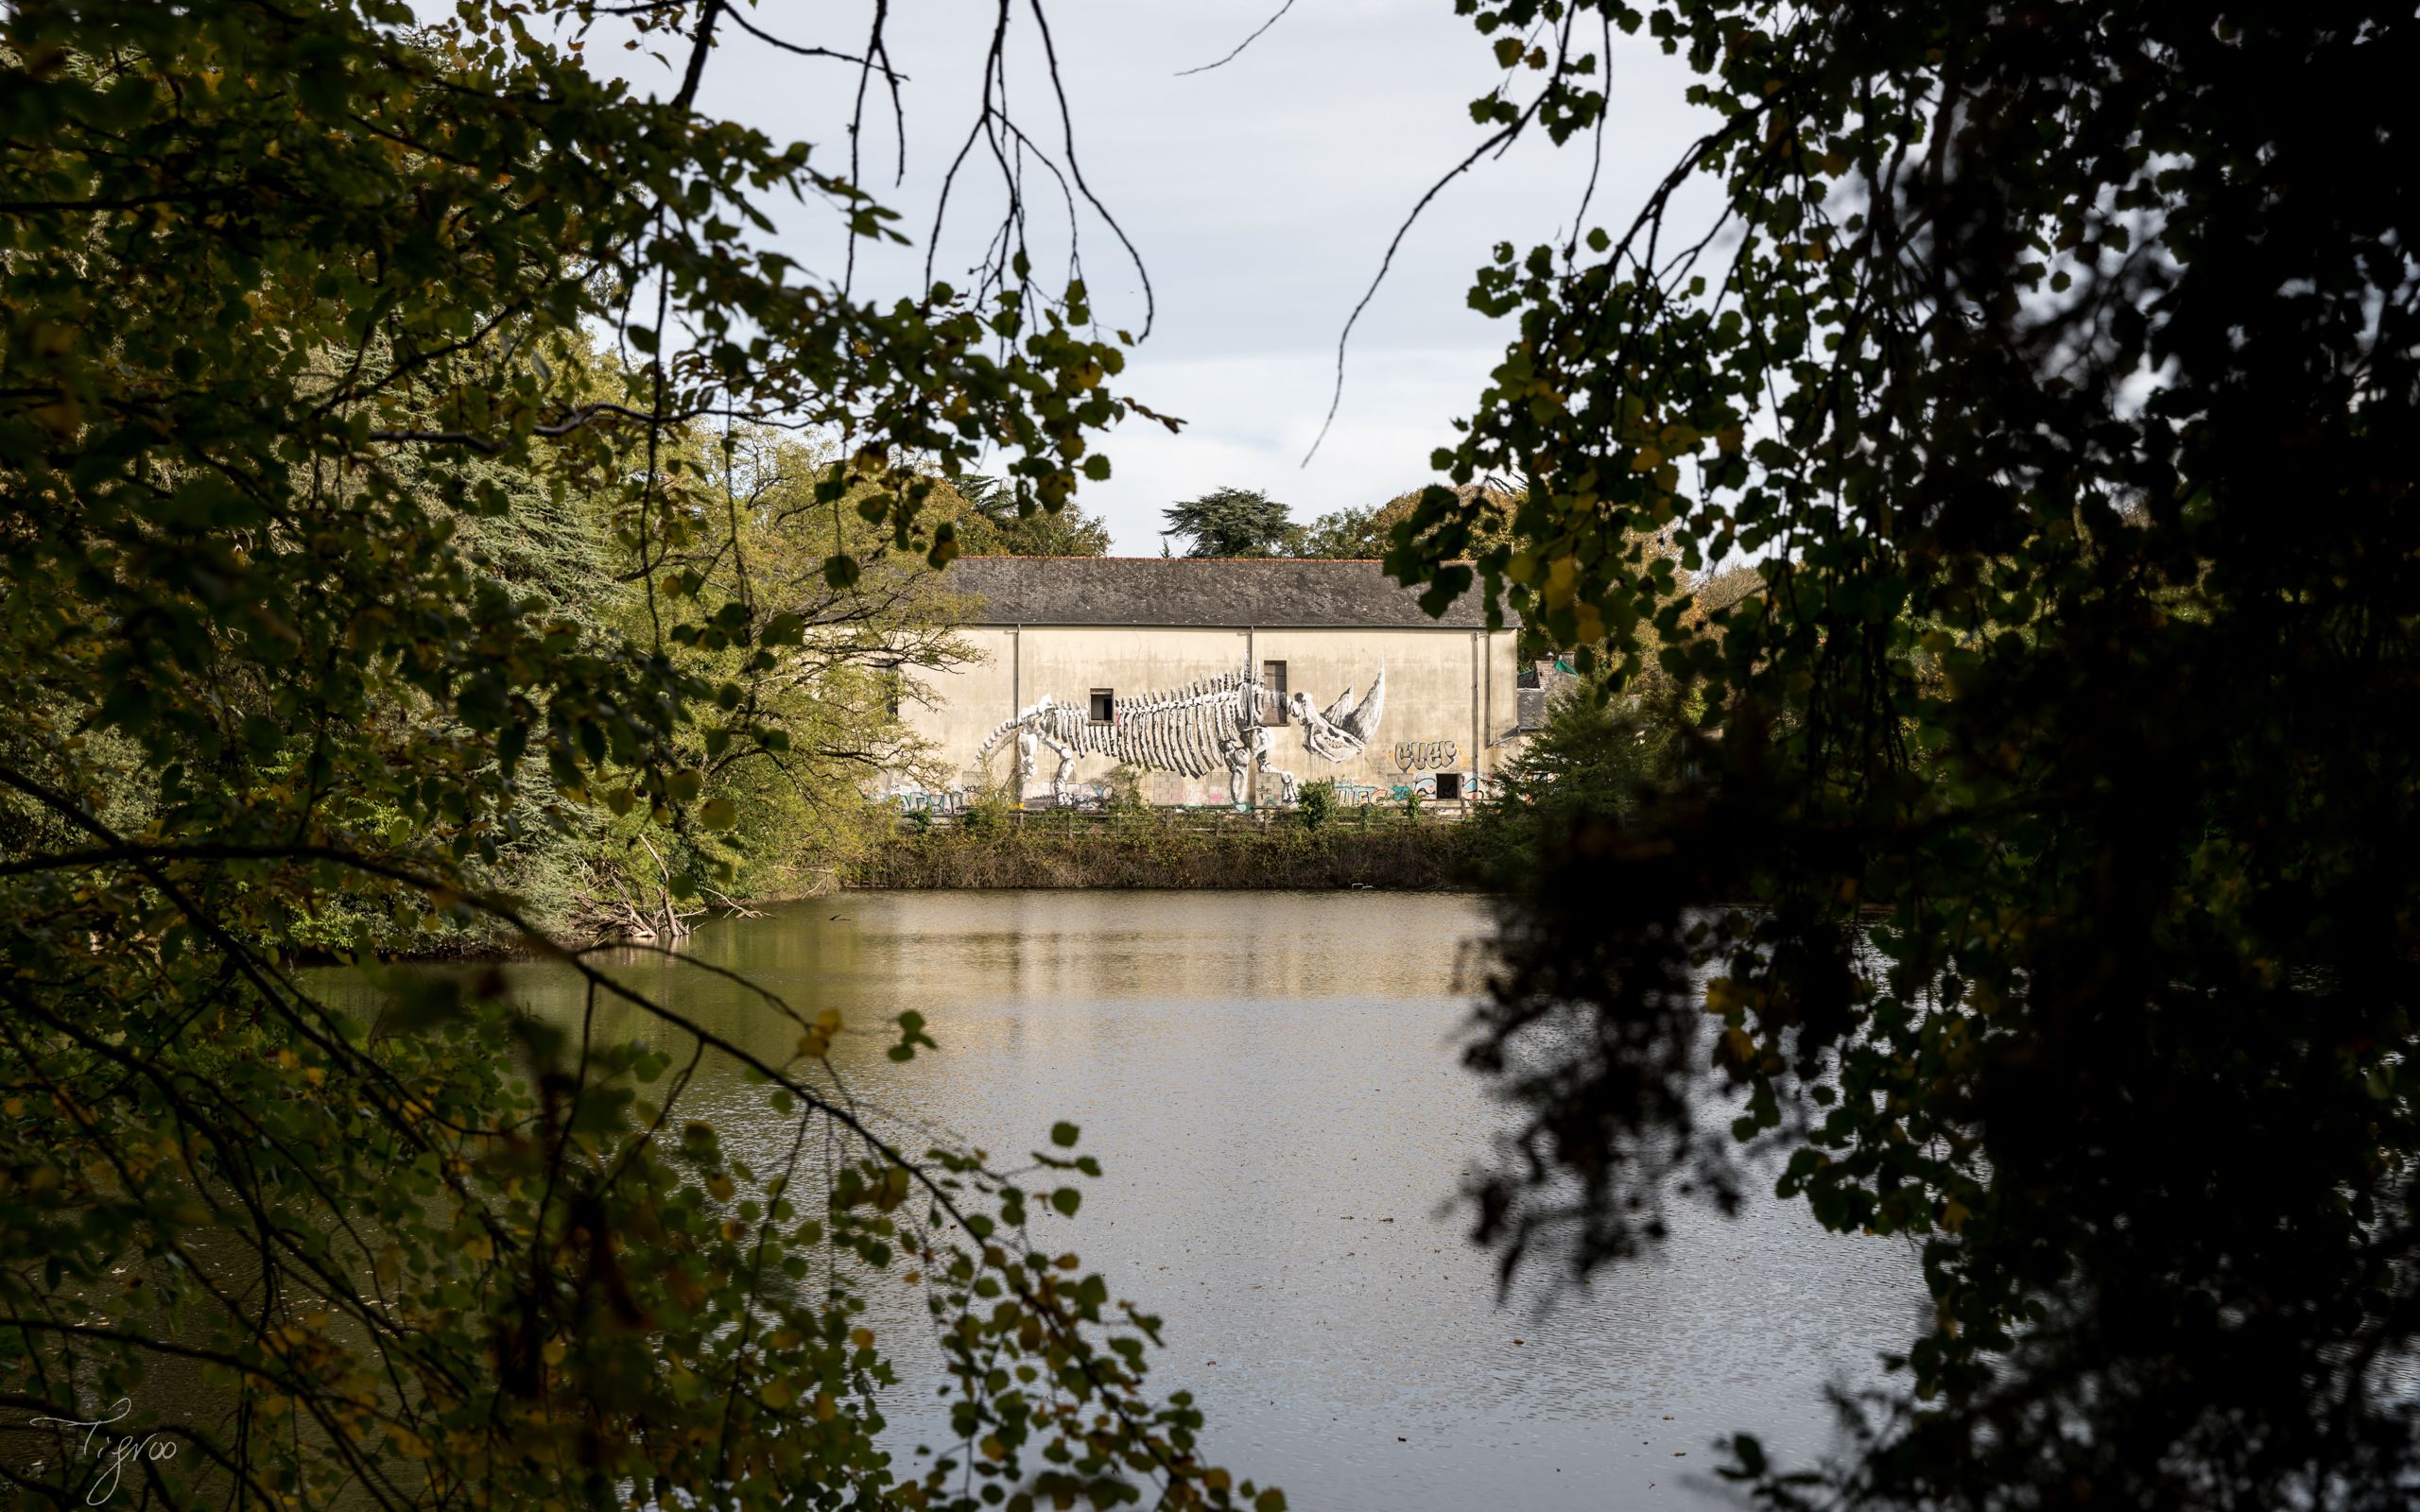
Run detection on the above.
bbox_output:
[584,2,1713,552]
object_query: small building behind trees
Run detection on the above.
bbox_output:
[890,558,1530,810]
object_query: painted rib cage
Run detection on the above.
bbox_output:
[978,669,1257,778]
[977,666,1387,803]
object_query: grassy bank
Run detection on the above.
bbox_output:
[848,808,1478,890]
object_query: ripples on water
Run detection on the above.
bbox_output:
[494,890,1925,1512]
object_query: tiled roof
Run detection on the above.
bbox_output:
[940,557,1495,628]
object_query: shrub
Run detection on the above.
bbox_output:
[1299,778,1337,831]
[1464,683,1680,890]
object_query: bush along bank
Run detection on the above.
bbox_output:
[847,804,1478,890]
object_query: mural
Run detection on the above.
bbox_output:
[977,664,1386,808]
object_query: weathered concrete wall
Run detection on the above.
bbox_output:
[890,625,1524,809]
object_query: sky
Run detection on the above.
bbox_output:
[567,1,1715,553]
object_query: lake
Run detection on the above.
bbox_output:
[503,889,1924,1512]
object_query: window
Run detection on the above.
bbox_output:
[882,668,903,719]
[1259,660,1288,725]
[1089,688,1115,723]
[1434,772,1463,801]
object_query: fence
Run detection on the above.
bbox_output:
[856,799,1480,890]
[890,801,1473,833]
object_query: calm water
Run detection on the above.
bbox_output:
[497,890,1924,1511]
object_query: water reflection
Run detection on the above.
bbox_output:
[486,890,1924,1512]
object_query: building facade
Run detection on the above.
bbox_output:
[888,558,1528,811]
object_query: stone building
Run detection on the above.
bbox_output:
[887,557,1530,811]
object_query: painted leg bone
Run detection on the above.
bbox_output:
[1252,727,1302,804]
[1041,733,1078,805]
[1014,730,1039,802]
[1221,735,1252,809]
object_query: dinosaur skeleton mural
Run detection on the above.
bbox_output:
[977,665,1386,807]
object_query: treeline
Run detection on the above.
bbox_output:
[301,412,1068,952]
[959,478,1509,563]
[1157,482,1510,560]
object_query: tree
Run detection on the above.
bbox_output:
[1463,675,1673,888]
[0,5,1269,1510]
[1161,486,1296,557]
[950,472,1115,557]
[580,425,994,937]
[1389,0,2420,1504]
[1289,504,1387,558]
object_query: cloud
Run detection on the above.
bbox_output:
[1086,346,1507,552]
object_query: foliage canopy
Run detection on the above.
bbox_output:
[949,474,1115,558]
[1159,486,1295,558]
[1392,0,2420,1503]
[0,3,1269,1509]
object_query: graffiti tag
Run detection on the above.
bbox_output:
[885,785,968,815]
[1393,740,1459,772]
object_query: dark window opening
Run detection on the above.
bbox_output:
[1259,660,1288,725]
[1434,772,1463,801]
[882,669,903,719]
[1089,689,1115,723]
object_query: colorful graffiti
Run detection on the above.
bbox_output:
[1390,773,1488,803]
[1323,773,1488,806]
[883,784,968,815]
[1326,782,1390,807]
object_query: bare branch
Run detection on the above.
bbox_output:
[1175,0,1298,77]
[721,6,899,77]
[1300,104,1539,465]
[1024,0,1155,336]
